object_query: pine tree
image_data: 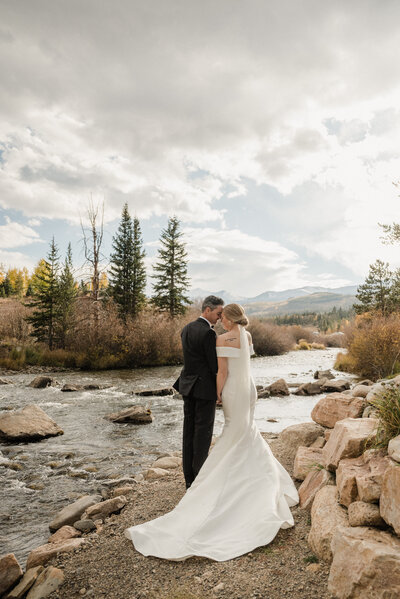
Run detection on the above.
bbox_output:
[57,243,77,348]
[14,272,25,298]
[354,259,392,316]
[151,216,191,316]
[109,204,146,319]
[26,238,61,349]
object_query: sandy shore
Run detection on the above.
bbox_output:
[45,433,332,599]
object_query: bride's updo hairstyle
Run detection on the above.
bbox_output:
[223,303,249,327]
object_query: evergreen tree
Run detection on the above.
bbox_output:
[151,216,191,316]
[0,274,11,297]
[109,204,146,319]
[354,259,392,316]
[57,243,77,348]
[14,272,24,298]
[26,238,61,350]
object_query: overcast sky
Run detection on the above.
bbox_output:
[1,0,400,296]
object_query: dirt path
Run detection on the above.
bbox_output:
[50,434,332,599]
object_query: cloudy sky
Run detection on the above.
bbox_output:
[1,0,400,297]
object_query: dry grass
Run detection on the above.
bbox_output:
[343,314,400,380]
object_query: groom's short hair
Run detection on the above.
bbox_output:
[202,295,225,312]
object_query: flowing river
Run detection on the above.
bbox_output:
[0,347,349,563]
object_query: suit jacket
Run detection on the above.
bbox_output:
[173,317,218,401]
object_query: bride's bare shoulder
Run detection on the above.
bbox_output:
[216,332,229,346]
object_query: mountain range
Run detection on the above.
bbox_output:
[190,285,359,317]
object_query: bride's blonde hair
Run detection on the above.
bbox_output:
[223,303,249,327]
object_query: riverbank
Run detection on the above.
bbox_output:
[49,433,331,599]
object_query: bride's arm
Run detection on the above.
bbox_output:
[216,356,228,405]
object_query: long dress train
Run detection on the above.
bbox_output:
[124,325,299,561]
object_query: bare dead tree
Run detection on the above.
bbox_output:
[80,197,106,341]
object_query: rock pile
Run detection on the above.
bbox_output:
[280,375,400,598]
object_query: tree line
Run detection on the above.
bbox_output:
[1,204,191,350]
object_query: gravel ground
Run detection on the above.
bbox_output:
[48,433,332,599]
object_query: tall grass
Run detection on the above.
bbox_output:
[368,385,400,447]
[247,320,295,355]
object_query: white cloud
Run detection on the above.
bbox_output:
[1,1,400,286]
[0,220,42,249]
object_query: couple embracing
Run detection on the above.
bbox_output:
[125,296,298,561]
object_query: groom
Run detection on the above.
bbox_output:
[173,295,224,489]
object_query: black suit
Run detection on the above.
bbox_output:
[173,317,217,488]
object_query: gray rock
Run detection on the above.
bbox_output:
[314,369,335,380]
[295,379,327,396]
[0,378,12,385]
[0,405,63,443]
[388,435,400,463]
[266,378,290,396]
[73,519,96,533]
[49,495,102,532]
[134,387,174,396]
[321,379,351,393]
[105,405,152,424]
[27,377,53,389]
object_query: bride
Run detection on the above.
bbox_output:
[125,303,299,561]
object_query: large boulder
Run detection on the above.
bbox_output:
[321,379,351,393]
[388,435,400,462]
[336,451,392,507]
[380,463,400,535]
[26,566,64,599]
[84,495,127,520]
[27,376,53,389]
[49,494,102,532]
[311,393,365,428]
[293,446,324,481]
[5,566,44,599]
[328,526,400,598]
[348,501,386,528]
[278,422,325,461]
[322,418,378,471]
[308,486,349,563]
[266,378,290,396]
[26,539,85,569]
[105,405,152,424]
[294,379,327,396]
[298,468,334,510]
[366,382,386,402]
[0,553,23,596]
[0,405,63,443]
[351,384,371,398]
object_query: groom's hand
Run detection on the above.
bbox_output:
[216,395,222,406]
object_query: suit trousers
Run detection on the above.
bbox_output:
[182,395,216,489]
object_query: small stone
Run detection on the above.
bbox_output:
[213,582,225,592]
[79,588,87,596]
[73,519,96,533]
[151,456,181,469]
[306,563,321,573]
[144,467,169,480]
[48,525,81,543]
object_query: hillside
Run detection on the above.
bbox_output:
[243,291,356,317]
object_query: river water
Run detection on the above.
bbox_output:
[0,348,348,563]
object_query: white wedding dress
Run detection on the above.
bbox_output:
[125,325,299,561]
